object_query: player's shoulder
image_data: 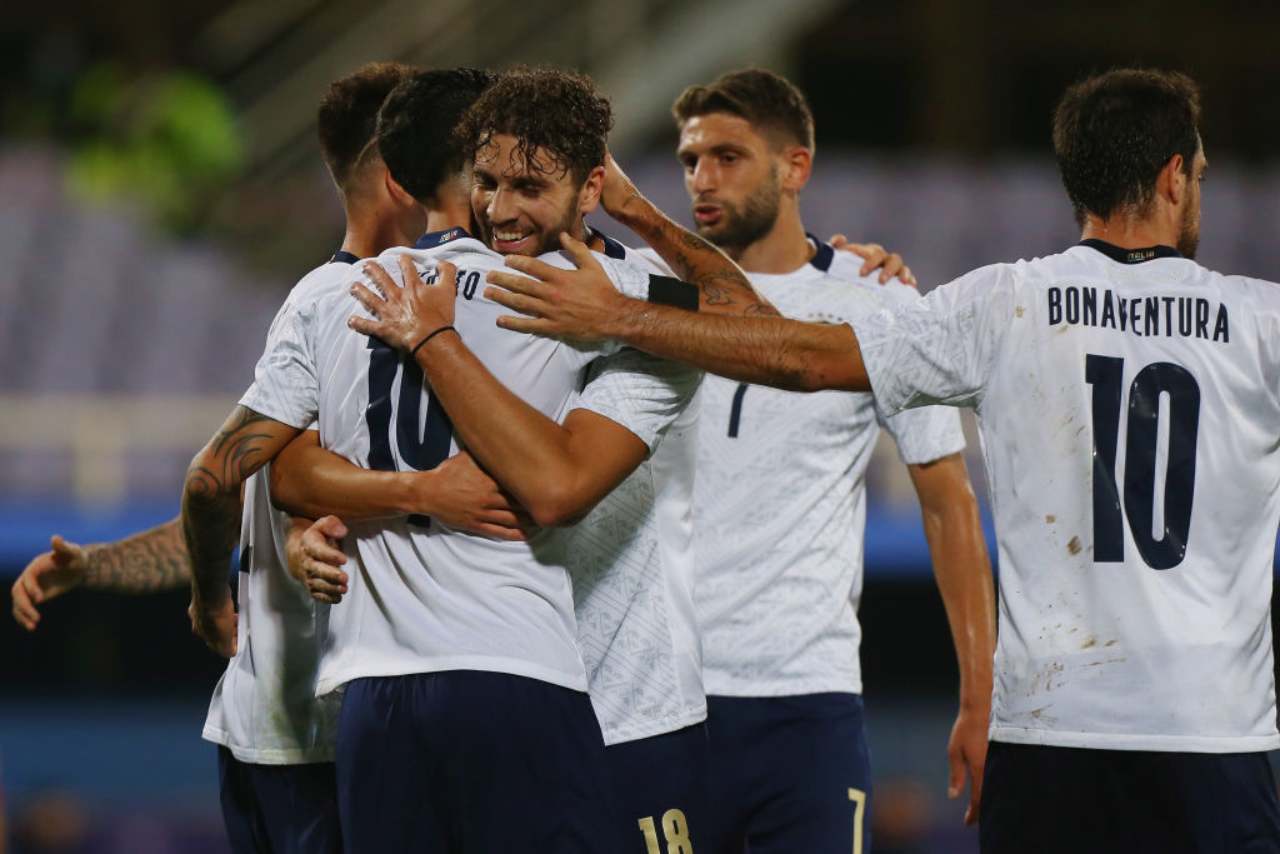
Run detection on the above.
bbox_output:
[380,229,500,270]
[286,259,361,308]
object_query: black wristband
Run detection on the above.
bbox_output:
[410,325,457,356]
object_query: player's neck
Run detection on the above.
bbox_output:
[1080,215,1179,253]
[730,204,813,275]
[424,188,474,236]
[341,204,421,260]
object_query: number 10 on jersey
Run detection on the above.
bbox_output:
[1085,353,1200,570]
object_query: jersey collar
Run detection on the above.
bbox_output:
[806,233,835,272]
[586,225,629,260]
[330,250,360,265]
[1078,239,1182,264]
[414,226,473,249]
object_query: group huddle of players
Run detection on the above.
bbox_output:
[12,60,1280,854]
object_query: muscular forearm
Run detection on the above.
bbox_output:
[82,517,191,593]
[610,192,771,316]
[413,334,594,526]
[271,434,422,522]
[920,488,996,709]
[608,299,870,392]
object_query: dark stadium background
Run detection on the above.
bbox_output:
[4,2,1280,851]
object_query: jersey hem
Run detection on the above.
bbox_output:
[201,725,336,766]
[703,677,863,698]
[990,725,1280,754]
[315,655,588,697]
[600,704,707,746]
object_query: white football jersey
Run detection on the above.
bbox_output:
[853,240,1280,752]
[687,240,965,697]
[563,233,706,744]
[240,229,676,703]
[203,258,352,764]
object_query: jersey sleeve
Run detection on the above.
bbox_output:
[238,298,319,429]
[851,263,1018,416]
[571,348,701,451]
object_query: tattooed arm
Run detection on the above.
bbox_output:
[486,235,870,392]
[182,405,302,656]
[598,154,776,318]
[10,520,190,630]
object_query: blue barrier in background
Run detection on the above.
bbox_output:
[2,499,1277,579]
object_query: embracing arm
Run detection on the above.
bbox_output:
[908,452,996,825]
[351,257,648,528]
[488,239,870,393]
[270,431,527,540]
[271,431,421,521]
[182,405,302,654]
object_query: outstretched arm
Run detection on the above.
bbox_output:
[182,406,302,656]
[486,235,870,392]
[908,452,996,826]
[10,521,190,630]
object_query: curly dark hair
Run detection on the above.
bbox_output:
[672,68,815,151]
[457,66,613,184]
[1053,68,1202,225]
[376,67,495,203]
[317,62,417,191]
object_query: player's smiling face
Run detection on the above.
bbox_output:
[471,133,598,257]
[677,112,784,251]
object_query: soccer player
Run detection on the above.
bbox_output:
[487,68,1280,853]
[10,63,524,853]
[639,69,994,852]
[209,66,771,852]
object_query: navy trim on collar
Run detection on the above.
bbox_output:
[1078,239,1182,264]
[414,226,472,249]
[807,233,835,272]
[587,226,628,260]
[330,250,359,265]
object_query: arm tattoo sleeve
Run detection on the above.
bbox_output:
[183,406,287,600]
[630,207,780,318]
[82,517,191,593]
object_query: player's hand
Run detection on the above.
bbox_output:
[349,255,457,353]
[947,703,988,825]
[189,589,238,658]
[292,516,350,605]
[420,451,532,541]
[11,535,89,630]
[829,235,917,287]
[486,232,629,343]
[599,152,645,220]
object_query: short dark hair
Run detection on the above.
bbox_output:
[457,66,613,184]
[1052,68,1202,224]
[672,68,815,151]
[317,62,416,191]
[376,67,495,203]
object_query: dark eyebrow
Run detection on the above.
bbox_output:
[512,175,549,191]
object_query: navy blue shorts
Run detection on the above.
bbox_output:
[980,740,1280,854]
[702,693,872,854]
[217,746,341,854]
[605,723,710,852]
[335,670,626,853]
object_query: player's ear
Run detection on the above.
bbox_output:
[383,165,417,209]
[1158,152,1187,207]
[780,145,813,193]
[578,164,606,215]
